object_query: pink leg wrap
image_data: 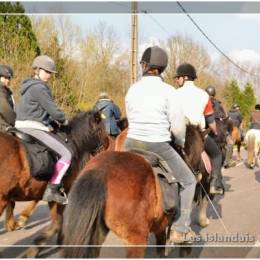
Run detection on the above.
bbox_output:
[50,160,71,185]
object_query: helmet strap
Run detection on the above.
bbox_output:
[142,63,150,76]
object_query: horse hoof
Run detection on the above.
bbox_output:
[5,222,16,232]
[198,217,209,227]
[15,217,27,230]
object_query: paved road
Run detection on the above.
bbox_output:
[1,149,260,258]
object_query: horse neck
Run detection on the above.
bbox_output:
[184,125,204,168]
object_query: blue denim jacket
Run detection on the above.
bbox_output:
[93,99,121,136]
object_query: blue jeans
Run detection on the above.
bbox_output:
[124,138,196,233]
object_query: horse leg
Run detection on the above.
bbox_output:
[237,142,242,161]
[25,202,62,258]
[15,200,39,230]
[125,233,148,258]
[155,230,167,257]
[5,201,16,232]
[0,195,7,215]
[197,195,210,227]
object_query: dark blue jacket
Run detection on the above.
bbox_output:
[93,99,121,136]
[228,108,242,127]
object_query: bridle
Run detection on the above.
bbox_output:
[89,126,106,156]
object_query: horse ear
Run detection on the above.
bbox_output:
[94,111,102,124]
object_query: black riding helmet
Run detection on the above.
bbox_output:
[0,65,14,79]
[205,85,216,97]
[140,46,168,73]
[175,63,197,80]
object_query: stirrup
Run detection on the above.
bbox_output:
[59,187,68,205]
[209,186,224,195]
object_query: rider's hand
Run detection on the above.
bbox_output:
[61,119,69,126]
[59,119,71,133]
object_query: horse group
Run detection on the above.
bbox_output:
[0,112,247,258]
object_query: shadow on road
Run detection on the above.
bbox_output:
[0,224,61,258]
[0,204,49,235]
[254,170,260,183]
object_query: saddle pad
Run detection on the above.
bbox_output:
[201,151,212,175]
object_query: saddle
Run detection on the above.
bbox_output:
[129,148,179,215]
[7,127,71,181]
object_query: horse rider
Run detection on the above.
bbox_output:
[205,85,236,168]
[205,85,226,120]
[0,65,16,133]
[249,104,260,130]
[15,55,72,205]
[93,92,121,138]
[124,46,196,244]
[228,103,244,140]
[174,63,224,195]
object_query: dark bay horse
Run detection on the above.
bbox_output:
[0,111,108,257]
[62,124,211,258]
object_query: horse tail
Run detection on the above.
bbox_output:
[62,169,108,258]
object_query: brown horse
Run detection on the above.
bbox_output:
[230,125,242,161]
[115,127,213,227]
[0,111,108,257]
[4,132,115,233]
[62,124,211,258]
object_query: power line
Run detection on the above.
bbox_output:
[110,2,258,80]
[110,2,171,36]
[141,10,171,36]
[176,1,260,79]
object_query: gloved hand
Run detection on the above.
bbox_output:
[59,119,70,133]
[61,119,69,126]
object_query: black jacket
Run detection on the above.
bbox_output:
[211,98,226,120]
[0,83,16,132]
[228,108,242,127]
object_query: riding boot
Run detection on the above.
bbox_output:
[42,183,68,205]
[223,144,236,168]
[209,177,224,195]
[209,157,224,195]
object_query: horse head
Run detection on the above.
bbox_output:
[68,110,108,162]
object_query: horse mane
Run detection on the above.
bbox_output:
[185,124,203,153]
[68,110,106,164]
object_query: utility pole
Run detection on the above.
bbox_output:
[131,1,138,85]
